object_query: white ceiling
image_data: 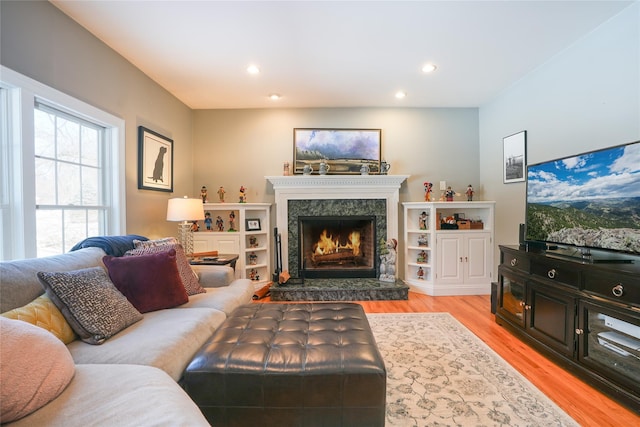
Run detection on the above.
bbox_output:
[51,1,633,109]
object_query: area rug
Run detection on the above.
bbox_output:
[366,313,579,426]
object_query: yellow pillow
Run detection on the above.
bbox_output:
[2,294,77,344]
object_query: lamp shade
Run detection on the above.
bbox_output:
[166,197,205,222]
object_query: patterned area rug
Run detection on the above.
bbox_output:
[366,313,579,426]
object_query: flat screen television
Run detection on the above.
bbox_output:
[525,140,640,262]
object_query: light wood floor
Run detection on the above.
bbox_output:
[258,292,639,426]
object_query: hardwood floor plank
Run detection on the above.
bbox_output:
[256,292,639,426]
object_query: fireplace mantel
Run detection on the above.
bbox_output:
[266,175,409,274]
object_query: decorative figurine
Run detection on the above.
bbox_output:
[417,267,425,280]
[248,252,258,265]
[319,162,330,175]
[204,212,212,230]
[283,161,290,176]
[200,186,208,203]
[419,211,428,230]
[216,216,224,231]
[303,164,313,175]
[380,161,391,175]
[360,164,370,175]
[228,211,236,231]
[217,186,226,203]
[417,234,428,247]
[249,268,259,281]
[417,250,428,263]
[466,184,474,201]
[249,235,258,248]
[445,186,455,202]
[379,238,397,282]
[239,186,247,203]
[190,221,200,232]
[424,182,433,201]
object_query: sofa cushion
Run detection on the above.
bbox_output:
[180,278,254,315]
[6,364,210,427]
[0,317,75,423]
[125,243,206,296]
[133,236,178,248]
[1,294,76,344]
[103,250,189,313]
[0,247,106,313]
[68,307,226,381]
[37,267,143,345]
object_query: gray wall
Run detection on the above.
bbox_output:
[0,0,194,239]
[479,2,640,268]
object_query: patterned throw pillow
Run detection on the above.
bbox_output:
[1,294,77,344]
[103,249,189,313]
[37,267,143,345]
[125,243,206,295]
[133,237,178,248]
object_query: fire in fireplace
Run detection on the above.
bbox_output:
[299,216,376,278]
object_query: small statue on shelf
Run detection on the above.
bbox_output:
[417,267,425,280]
[217,186,226,203]
[228,211,236,231]
[419,211,428,230]
[417,250,428,264]
[445,186,455,202]
[216,216,224,231]
[248,252,258,265]
[417,234,428,247]
[200,186,208,203]
[249,268,259,281]
[424,182,433,201]
[248,235,259,248]
[466,184,474,201]
[239,186,247,203]
[283,161,290,176]
[204,212,212,230]
[190,221,200,232]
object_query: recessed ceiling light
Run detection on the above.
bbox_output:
[269,94,281,101]
[422,63,437,73]
[247,64,260,75]
[395,91,407,99]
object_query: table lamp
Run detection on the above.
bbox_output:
[166,196,205,255]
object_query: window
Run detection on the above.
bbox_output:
[0,66,125,260]
[34,103,107,256]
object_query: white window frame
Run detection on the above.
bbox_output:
[0,66,125,260]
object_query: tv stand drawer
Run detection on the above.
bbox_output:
[584,271,640,307]
[531,259,581,288]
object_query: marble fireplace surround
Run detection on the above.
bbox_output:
[266,175,409,277]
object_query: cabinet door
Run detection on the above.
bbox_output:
[527,282,576,357]
[497,267,527,328]
[192,233,240,254]
[465,234,490,282]
[577,300,640,396]
[436,235,463,283]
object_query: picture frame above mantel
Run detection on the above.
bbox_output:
[293,128,381,175]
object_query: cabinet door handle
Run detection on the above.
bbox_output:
[460,257,463,262]
[612,284,624,297]
[575,329,584,335]
[510,258,518,267]
[547,269,557,279]
[524,304,531,310]
[465,256,468,262]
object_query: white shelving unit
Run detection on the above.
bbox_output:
[193,203,271,287]
[403,201,495,296]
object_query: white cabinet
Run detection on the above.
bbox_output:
[193,203,271,286]
[403,202,494,296]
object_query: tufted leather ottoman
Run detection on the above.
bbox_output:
[183,303,386,427]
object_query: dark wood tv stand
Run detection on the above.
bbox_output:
[496,245,640,412]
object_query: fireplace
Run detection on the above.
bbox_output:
[299,216,376,278]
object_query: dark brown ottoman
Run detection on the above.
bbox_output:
[183,303,386,427]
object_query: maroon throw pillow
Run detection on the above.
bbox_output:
[103,249,189,313]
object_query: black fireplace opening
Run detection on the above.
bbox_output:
[299,216,376,278]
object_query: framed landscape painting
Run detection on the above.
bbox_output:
[503,130,527,183]
[293,128,381,174]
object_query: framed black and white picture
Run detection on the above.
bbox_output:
[503,130,527,184]
[246,218,261,231]
[138,126,173,192]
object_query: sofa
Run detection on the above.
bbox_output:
[0,240,254,426]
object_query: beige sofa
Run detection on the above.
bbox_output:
[0,247,254,426]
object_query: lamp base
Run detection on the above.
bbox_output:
[178,222,194,256]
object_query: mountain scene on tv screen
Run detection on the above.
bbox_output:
[526,142,640,254]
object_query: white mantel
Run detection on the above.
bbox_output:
[266,175,409,272]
